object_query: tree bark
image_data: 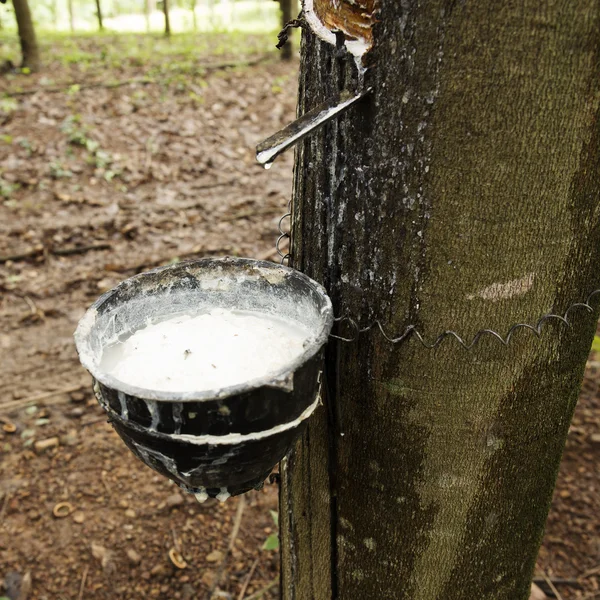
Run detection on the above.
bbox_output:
[95,0,103,31]
[11,0,40,71]
[163,0,171,37]
[67,0,74,31]
[279,0,294,60]
[281,2,600,600]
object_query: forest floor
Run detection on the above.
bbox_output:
[0,32,598,600]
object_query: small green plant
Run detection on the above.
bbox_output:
[93,149,111,168]
[85,139,99,153]
[86,147,121,181]
[188,91,205,105]
[49,161,73,179]
[17,137,32,156]
[0,176,18,199]
[132,90,149,108]
[262,510,279,551]
[67,83,81,96]
[61,115,89,147]
[592,335,600,353]
[271,75,289,94]
[0,97,18,115]
[60,50,95,66]
[60,117,121,181]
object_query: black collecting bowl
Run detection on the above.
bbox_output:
[74,257,333,499]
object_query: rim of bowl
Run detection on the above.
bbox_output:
[74,256,333,402]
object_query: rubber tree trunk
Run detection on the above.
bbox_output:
[208,0,216,28]
[279,0,293,60]
[190,0,197,31]
[163,0,171,37]
[11,0,40,71]
[144,0,151,32]
[51,0,58,29]
[281,2,600,600]
[95,0,103,31]
[67,0,74,31]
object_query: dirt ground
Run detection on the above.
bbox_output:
[0,33,598,600]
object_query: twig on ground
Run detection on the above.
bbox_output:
[0,361,74,383]
[0,242,111,264]
[6,78,155,97]
[581,564,600,579]
[533,577,581,588]
[0,249,41,263]
[227,495,246,553]
[2,290,42,321]
[237,558,259,600]
[145,132,160,174]
[11,292,37,315]
[81,416,109,428]
[541,571,563,600]
[175,179,239,208]
[172,527,183,554]
[0,384,87,411]
[200,56,273,70]
[54,243,112,257]
[101,471,112,497]
[0,492,11,526]
[244,578,278,600]
[110,247,233,273]
[77,565,89,600]
[221,208,279,223]
[207,495,246,599]
[256,247,281,262]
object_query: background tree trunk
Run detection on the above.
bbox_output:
[163,0,171,37]
[190,0,197,31]
[279,0,293,60]
[281,2,600,600]
[11,0,40,71]
[67,0,74,31]
[51,0,58,29]
[95,0,103,31]
[144,0,151,31]
[207,0,216,28]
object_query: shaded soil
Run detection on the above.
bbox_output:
[0,32,598,600]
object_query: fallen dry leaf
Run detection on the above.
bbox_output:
[91,542,115,574]
[206,549,224,563]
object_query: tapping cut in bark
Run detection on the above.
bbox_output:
[302,0,378,59]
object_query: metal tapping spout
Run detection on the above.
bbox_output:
[255,88,371,169]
